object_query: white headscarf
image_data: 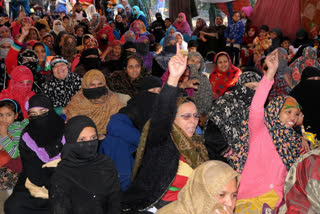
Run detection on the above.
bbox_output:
[53,20,65,35]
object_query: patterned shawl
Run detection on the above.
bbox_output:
[206,71,261,150]
[288,46,320,88]
[64,70,123,135]
[234,96,302,173]
[280,149,320,213]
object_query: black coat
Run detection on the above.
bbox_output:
[121,84,181,212]
[50,154,121,214]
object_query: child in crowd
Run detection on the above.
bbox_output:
[265,28,283,55]
[240,26,258,66]
[281,37,295,62]
[0,99,26,160]
[240,6,252,31]
[152,43,162,55]
[253,25,272,62]
[164,18,172,31]
[225,11,245,66]
[187,40,198,52]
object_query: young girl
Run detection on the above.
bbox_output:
[240,26,258,66]
[225,11,245,66]
[234,50,304,213]
[0,99,27,161]
[253,25,272,62]
[0,99,27,191]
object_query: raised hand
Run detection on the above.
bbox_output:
[21,23,31,37]
[167,43,187,87]
[265,49,279,81]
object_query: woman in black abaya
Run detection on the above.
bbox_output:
[50,115,121,214]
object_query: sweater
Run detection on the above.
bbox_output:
[0,119,29,158]
[224,20,244,45]
[237,76,287,206]
[99,113,141,191]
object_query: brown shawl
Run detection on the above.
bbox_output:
[64,69,123,135]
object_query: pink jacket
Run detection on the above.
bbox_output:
[237,76,287,206]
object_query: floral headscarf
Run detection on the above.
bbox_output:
[129,20,147,35]
[288,46,320,88]
[234,96,302,172]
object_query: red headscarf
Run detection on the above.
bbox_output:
[0,66,35,118]
[243,26,258,45]
[209,52,242,99]
[108,40,122,60]
[97,25,115,52]
[85,37,99,50]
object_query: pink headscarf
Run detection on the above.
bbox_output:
[241,6,253,18]
[173,12,191,36]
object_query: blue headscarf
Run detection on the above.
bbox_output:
[33,43,51,72]
[132,6,145,19]
[160,26,177,46]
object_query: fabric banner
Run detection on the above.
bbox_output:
[215,0,251,17]
[300,0,320,37]
[200,0,234,3]
[250,0,301,40]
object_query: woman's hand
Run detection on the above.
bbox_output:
[167,43,187,87]
[265,49,279,81]
[18,23,31,43]
[179,79,200,90]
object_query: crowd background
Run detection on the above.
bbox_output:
[0,0,320,213]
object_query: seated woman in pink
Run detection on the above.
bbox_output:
[172,13,191,37]
[234,49,304,213]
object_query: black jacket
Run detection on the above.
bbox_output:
[121,84,181,212]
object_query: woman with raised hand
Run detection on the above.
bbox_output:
[121,44,208,213]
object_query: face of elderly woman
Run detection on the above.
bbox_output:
[215,178,238,211]
[126,58,141,80]
[188,56,201,70]
[174,102,199,138]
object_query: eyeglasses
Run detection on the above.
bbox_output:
[176,113,200,120]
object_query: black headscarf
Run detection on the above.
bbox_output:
[119,76,162,131]
[79,48,101,71]
[26,94,65,158]
[58,115,120,194]
[61,115,99,166]
[292,29,313,48]
[290,66,320,137]
[54,31,68,55]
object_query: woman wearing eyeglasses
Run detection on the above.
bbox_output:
[121,44,209,213]
[5,94,65,214]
